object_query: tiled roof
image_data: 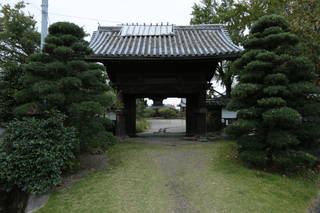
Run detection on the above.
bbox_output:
[88,24,243,59]
[206,98,229,106]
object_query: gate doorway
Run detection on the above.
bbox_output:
[137,97,186,137]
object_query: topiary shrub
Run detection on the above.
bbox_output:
[227,15,320,172]
[74,117,117,153]
[14,22,117,152]
[0,112,78,194]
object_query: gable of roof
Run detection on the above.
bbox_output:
[88,24,243,60]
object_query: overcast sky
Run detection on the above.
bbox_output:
[3,0,199,39]
[2,0,211,107]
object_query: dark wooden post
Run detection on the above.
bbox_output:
[186,95,197,137]
[116,92,126,137]
[116,110,126,137]
[195,89,207,138]
[123,95,136,137]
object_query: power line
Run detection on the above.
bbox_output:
[49,12,123,23]
[26,1,124,24]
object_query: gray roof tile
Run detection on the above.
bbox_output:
[88,24,243,59]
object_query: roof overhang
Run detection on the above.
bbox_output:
[88,24,243,61]
[86,53,241,62]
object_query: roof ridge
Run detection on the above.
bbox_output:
[97,24,226,32]
[98,26,121,31]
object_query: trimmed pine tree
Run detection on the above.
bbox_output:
[227,15,320,171]
[14,22,117,151]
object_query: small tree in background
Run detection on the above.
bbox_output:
[227,15,320,171]
[0,2,40,123]
[14,22,116,151]
[190,0,320,78]
[136,99,147,119]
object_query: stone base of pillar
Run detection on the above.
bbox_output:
[116,135,129,141]
[196,136,209,142]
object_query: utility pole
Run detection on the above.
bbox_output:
[41,0,48,50]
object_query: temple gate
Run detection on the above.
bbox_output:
[87,24,242,138]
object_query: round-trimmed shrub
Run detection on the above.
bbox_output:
[14,22,116,152]
[273,151,317,172]
[0,112,78,194]
[227,15,319,172]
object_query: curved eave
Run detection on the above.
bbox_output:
[86,53,241,62]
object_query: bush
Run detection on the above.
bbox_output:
[75,118,117,153]
[273,151,317,172]
[143,108,156,118]
[240,150,268,168]
[0,112,78,194]
[158,108,178,119]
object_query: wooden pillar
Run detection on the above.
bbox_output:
[123,95,136,137]
[186,96,197,137]
[116,110,126,137]
[195,89,207,138]
[116,92,126,137]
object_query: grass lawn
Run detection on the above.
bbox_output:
[36,141,319,213]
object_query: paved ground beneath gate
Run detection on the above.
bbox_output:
[127,119,199,145]
[143,119,186,134]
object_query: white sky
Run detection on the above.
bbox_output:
[3,0,199,39]
[2,0,227,107]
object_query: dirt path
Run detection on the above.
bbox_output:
[124,118,207,213]
[150,149,205,213]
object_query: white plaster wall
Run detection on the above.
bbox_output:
[0,127,5,136]
[222,108,237,119]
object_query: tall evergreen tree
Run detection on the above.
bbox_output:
[227,15,320,171]
[14,22,116,151]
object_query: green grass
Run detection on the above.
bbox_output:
[135,119,150,133]
[35,142,319,213]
